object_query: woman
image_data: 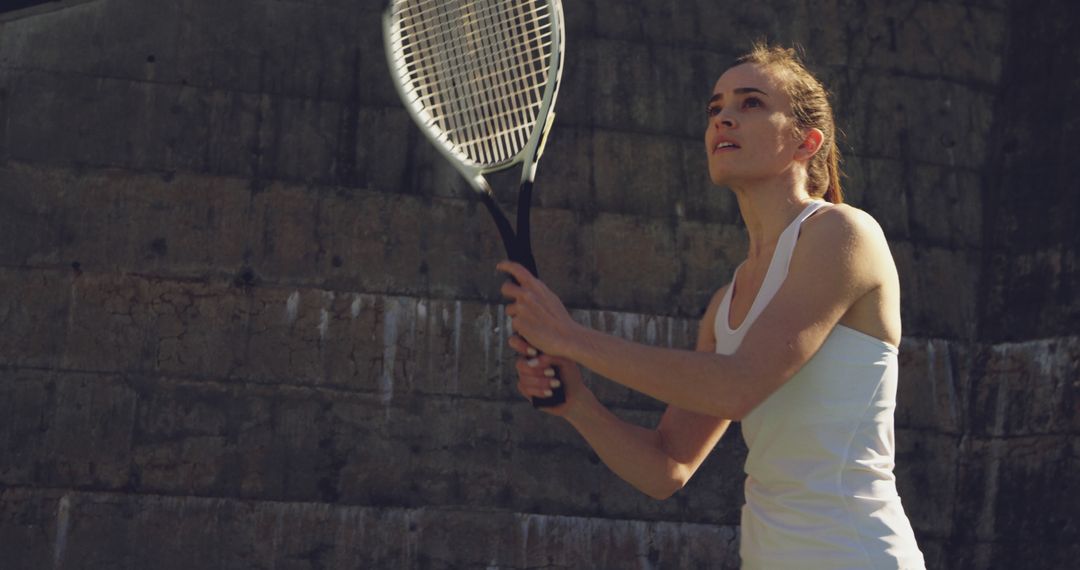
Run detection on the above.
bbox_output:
[498,44,925,569]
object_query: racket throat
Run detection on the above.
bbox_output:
[473,174,495,197]
[514,180,539,277]
[477,183,539,279]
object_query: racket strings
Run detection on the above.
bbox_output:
[486,0,545,160]
[426,0,548,164]
[397,33,551,93]
[389,0,553,166]
[396,1,552,61]
[460,0,540,159]
[396,0,550,82]
[397,39,552,133]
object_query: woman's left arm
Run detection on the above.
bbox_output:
[500,206,890,419]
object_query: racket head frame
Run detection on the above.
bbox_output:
[382,0,566,197]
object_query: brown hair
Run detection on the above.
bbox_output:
[733,43,844,204]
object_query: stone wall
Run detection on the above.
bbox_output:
[1,0,1076,568]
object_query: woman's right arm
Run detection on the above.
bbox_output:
[512,286,732,500]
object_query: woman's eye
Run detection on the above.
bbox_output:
[743,97,762,109]
[706,105,722,117]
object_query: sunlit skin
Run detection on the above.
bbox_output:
[497,62,902,500]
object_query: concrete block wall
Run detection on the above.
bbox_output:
[0,0,1076,568]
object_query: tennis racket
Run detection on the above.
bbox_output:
[383,0,567,407]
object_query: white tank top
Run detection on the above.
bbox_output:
[714,201,925,569]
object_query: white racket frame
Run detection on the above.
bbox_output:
[382,0,566,197]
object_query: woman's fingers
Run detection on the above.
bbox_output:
[515,356,561,398]
[517,375,555,399]
[500,280,524,303]
[496,261,535,286]
[507,334,539,357]
[514,354,555,378]
[513,351,574,388]
[498,260,577,358]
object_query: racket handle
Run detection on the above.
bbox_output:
[477,187,563,407]
[506,279,565,409]
[530,349,566,408]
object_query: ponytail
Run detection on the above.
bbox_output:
[821,137,844,204]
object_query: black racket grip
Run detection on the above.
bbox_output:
[477,188,565,407]
[502,274,566,408]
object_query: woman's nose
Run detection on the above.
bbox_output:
[713,113,736,129]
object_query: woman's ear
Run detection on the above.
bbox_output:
[795,128,825,161]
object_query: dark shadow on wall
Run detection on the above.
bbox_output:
[0,0,97,21]
[977,0,1080,342]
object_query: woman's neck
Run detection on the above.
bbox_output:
[731,176,814,262]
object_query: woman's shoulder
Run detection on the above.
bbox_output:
[804,202,890,249]
[797,203,897,291]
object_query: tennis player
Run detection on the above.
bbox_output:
[498,43,926,569]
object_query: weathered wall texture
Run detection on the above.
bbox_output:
[0,0,1075,568]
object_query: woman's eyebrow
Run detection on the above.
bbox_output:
[708,87,770,104]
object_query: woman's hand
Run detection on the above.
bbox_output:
[509,334,596,419]
[497,261,580,357]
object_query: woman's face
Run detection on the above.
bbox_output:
[704,63,803,188]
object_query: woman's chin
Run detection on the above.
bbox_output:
[708,170,737,188]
